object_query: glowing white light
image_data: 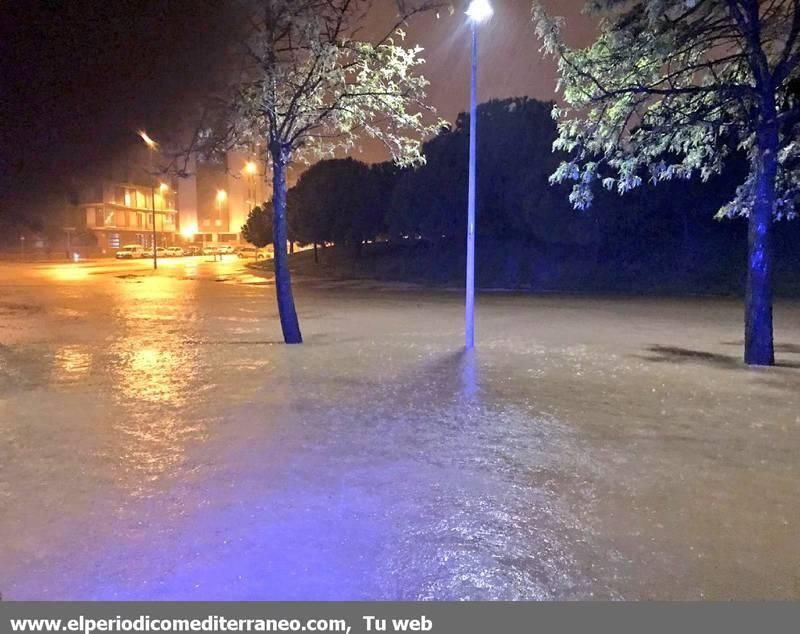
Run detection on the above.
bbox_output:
[466,0,493,23]
[181,223,198,238]
[138,130,158,149]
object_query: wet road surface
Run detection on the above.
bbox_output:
[1,257,799,599]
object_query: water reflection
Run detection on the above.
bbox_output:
[109,275,205,491]
[459,348,479,400]
[120,347,187,404]
[51,345,92,384]
[45,264,90,282]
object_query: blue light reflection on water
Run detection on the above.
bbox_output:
[80,350,591,601]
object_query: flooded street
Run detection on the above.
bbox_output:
[1,258,798,600]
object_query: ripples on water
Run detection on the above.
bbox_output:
[130,347,615,601]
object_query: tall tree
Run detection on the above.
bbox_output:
[290,158,385,253]
[201,0,440,343]
[242,202,274,248]
[533,0,800,365]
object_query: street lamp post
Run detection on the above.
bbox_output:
[244,161,258,244]
[464,0,492,349]
[216,189,227,261]
[138,130,159,270]
[245,161,257,210]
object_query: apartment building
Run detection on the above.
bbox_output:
[66,146,266,256]
[70,180,178,253]
[177,151,267,245]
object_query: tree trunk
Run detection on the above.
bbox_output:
[681,208,691,274]
[271,144,303,344]
[745,123,777,366]
[313,241,319,263]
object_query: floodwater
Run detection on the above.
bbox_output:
[0,257,798,600]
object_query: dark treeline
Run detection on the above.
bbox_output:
[243,97,800,294]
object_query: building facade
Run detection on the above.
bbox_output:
[178,151,268,246]
[70,179,179,254]
[65,143,179,255]
[68,146,267,256]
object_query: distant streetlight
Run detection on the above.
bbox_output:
[138,130,159,270]
[464,0,492,349]
[216,188,227,223]
[138,130,157,150]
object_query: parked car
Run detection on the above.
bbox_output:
[202,245,220,256]
[165,246,184,257]
[142,247,168,258]
[238,246,269,261]
[217,244,236,254]
[236,247,260,260]
[115,245,145,259]
[184,245,202,256]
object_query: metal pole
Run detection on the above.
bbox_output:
[465,22,478,349]
[150,148,158,270]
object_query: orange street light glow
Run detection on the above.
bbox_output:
[216,190,227,203]
[180,224,198,238]
[138,130,158,149]
[244,161,258,175]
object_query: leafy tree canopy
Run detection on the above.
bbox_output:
[533,0,800,219]
[202,0,443,167]
[290,158,391,247]
[388,97,599,245]
[242,203,274,248]
[533,0,800,364]
[191,0,443,344]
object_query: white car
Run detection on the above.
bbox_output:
[142,247,167,258]
[237,246,268,260]
[165,246,185,257]
[115,245,145,259]
[217,244,236,254]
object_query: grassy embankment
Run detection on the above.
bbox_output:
[250,239,800,296]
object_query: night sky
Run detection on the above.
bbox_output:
[365,0,593,129]
[0,0,592,207]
